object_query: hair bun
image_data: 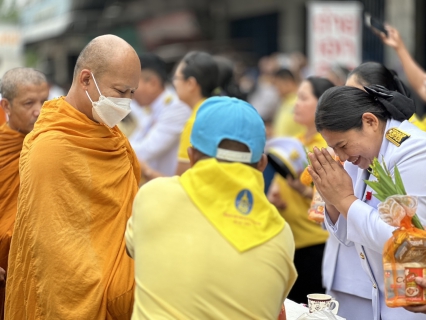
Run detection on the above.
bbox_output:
[364,85,415,121]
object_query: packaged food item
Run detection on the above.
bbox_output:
[308,187,325,223]
[383,263,405,306]
[383,221,426,307]
[366,159,426,307]
[404,265,426,303]
[395,238,426,263]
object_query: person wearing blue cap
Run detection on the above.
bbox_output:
[125,96,297,319]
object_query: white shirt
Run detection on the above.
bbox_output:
[128,89,191,176]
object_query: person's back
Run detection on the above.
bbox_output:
[126,97,297,319]
[129,174,295,319]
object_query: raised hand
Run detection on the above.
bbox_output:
[307,147,357,216]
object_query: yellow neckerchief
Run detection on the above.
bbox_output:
[179,158,285,252]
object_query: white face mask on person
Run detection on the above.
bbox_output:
[85,72,132,128]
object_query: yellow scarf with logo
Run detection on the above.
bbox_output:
[179,158,285,252]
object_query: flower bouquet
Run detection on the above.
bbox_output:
[366,158,426,307]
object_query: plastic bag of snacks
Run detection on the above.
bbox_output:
[382,212,426,307]
[301,168,325,223]
[301,155,342,224]
[307,187,325,223]
[365,158,425,307]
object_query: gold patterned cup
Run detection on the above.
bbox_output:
[307,294,339,314]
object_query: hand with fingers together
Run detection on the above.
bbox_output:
[307,147,357,217]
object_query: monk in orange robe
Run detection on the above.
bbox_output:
[5,35,141,320]
[0,68,48,320]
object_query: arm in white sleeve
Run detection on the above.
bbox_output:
[346,200,396,253]
[132,103,190,163]
[324,209,354,247]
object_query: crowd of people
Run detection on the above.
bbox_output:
[1,24,426,320]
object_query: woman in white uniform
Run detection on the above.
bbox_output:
[309,85,426,320]
[322,62,417,320]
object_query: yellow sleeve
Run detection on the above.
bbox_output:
[410,114,426,131]
[125,216,135,258]
[177,118,194,162]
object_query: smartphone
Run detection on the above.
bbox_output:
[365,13,388,37]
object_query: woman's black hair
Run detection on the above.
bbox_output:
[315,86,392,132]
[348,62,410,97]
[181,51,219,98]
[305,77,335,100]
[213,56,246,100]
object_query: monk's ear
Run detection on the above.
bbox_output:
[79,69,92,90]
[1,98,12,116]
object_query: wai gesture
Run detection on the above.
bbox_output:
[307,147,357,217]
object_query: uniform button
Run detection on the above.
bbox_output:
[360,252,365,259]
[373,284,377,289]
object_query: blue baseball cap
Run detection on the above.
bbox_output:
[190,96,266,163]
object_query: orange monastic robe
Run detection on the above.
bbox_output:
[0,109,6,125]
[0,123,25,320]
[5,97,141,320]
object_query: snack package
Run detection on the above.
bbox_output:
[366,159,426,307]
[383,214,426,307]
[308,186,325,223]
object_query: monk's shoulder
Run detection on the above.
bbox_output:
[22,131,76,173]
[28,130,74,153]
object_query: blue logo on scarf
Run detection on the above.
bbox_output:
[235,189,254,215]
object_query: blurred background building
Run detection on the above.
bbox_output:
[0,0,425,111]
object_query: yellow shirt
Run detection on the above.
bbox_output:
[273,93,305,137]
[410,114,426,131]
[177,99,204,161]
[126,161,297,320]
[297,131,327,152]
[274,131,329,249]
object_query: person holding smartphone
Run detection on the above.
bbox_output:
[376,24,426,103]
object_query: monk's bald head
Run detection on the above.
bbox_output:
[66,34,140,123]
[73,35,139,79]
[1,68,47,101]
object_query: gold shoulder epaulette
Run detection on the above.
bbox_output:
[386,128,410,147]
[164,95,173,105]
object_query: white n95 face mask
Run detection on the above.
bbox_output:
[85,72,132,128]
